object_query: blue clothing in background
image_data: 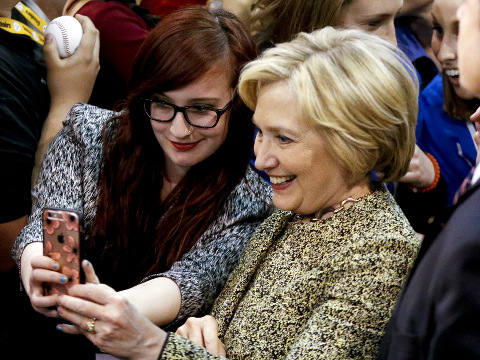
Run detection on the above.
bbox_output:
[417,74,477,205]
[395,19,438,90]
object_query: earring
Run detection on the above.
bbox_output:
[188,129,192,134]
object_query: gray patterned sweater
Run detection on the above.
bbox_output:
[12,103,273,324]
[160,186,421,359]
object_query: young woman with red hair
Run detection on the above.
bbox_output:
[13,6,272,357]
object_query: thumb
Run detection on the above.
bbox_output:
[43,33,61,66]
[471,106,480,123]
[82,260,100,284]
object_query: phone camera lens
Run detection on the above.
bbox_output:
[46,219,51,225]
[58,235,64,243]
[70,215,75,222]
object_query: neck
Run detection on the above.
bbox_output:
[161,162,189,201]
[296,181,373,222]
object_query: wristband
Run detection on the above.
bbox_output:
[407,153,440,193]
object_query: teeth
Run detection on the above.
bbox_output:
[446,69,459,77]
[270,175,295,184]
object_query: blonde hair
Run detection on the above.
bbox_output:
[239,27,419,183]
[250,0,353,46]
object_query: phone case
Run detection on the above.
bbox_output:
[42,207,85,295]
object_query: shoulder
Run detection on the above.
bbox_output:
[217,166,274,225]
[228,166,273,208]
[62,103,119,147]
[78,1,148,29]
[353,185,421,250]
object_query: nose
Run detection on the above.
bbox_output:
[456,3,465,22]
[253,134,278,171]
[380,20,397,46]
[169,111,192,137]
[436,34,457,64]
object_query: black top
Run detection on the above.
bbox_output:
[0,27,49,222]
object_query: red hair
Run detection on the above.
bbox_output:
[88,7,257,290]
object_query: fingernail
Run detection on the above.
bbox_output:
[56,325,63,332]
[60,275,67,283]
[45,33,52,43]
[85,260,91,267]
[53,263,59,270]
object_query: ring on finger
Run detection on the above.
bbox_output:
[86,317,96,334]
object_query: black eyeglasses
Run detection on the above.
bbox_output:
[142,97,234,129]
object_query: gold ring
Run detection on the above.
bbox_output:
[86,317,96,334]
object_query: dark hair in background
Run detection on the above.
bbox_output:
[89,6,257,290]
[107,0,161,28]
[442,74,480,121]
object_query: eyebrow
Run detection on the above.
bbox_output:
[252,118,300,137]
[154,94,222,104]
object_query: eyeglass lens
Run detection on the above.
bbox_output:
[149,101,218,128]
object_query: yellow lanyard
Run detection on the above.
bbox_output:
[0,2,46,45]
[14,2,48,34]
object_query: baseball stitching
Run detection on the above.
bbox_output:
[52,19,73,57]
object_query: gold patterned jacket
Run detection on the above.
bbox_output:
[160,185,421,359]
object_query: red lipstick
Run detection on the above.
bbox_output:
[171,141,200,151]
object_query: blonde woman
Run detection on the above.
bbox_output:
[55,27,420,359]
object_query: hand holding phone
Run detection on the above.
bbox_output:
[42,207,84,295]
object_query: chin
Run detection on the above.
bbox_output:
[455,86,476,101]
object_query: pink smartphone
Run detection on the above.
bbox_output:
[42,207,85,295]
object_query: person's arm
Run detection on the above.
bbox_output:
[125,221,266,327]
[125,170,272,327]
[32,14,99,184]
[0,215,27,272]
[12,105,88,315]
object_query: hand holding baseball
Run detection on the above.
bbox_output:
[45,16,83,58]
[44,14,99,104]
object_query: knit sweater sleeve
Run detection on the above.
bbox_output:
[142,167,273,328]
[12,103,112,268]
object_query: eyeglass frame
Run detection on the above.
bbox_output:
[142,97,235,129]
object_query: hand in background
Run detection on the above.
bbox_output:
[44,14,100,109]
[32,14,100,185]
[176,315,226,357]
[399,144,435,188]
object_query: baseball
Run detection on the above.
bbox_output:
[45,16,83,58]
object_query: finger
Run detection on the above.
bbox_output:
[186,325,206,348]
[57,304,96,334]
[474,131,480,147]
[398,171,417,184]
[471,106,480,122]
[74,14,100,56]
[82,260,100,284]
[67,282,117,306]
[31,292,60,309]
[179,318,206,348]
[43,33,61,67]
[31,268,70,286]
[31,255,61,272]
[57,292,105,320]
[202,318,222,355]
[175,324,189,338]
[56,323,83,335]
[218,341,226,357]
